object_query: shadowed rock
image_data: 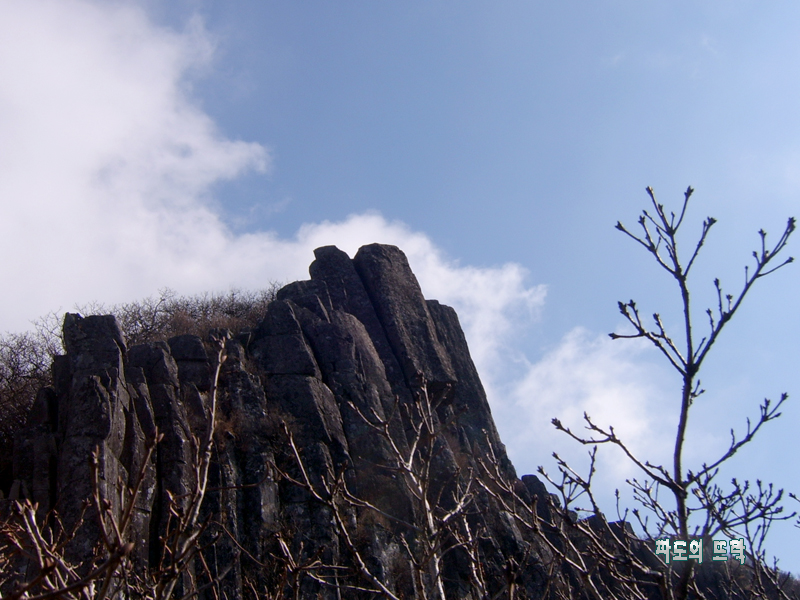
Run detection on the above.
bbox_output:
[353,244,456,390]
[9,243,547,600]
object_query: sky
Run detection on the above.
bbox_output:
[1,0,798,572]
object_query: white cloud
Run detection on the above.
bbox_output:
[491,326,677,504]
[0,0,267,331]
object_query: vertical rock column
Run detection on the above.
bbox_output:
[127,341,190,569]
[11,387,58,519]
[169,333,243,600]
[309,245,416,411]
[352,244,456,391]
[57,314,149,564]
[249,299,350,600]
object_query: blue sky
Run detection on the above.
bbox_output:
[1,0,798,572]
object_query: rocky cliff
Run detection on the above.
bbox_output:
[5,244,555,599]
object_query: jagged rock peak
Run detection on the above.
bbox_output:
[6,243,544,600]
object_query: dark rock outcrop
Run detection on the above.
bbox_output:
[5,244,553,599]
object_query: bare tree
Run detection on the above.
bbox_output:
[272,374,504,600]
[538,186,796,600]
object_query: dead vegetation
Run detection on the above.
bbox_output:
[0,285,280,495]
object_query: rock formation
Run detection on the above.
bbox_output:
[5,244,554,599]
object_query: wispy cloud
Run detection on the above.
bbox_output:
[489,326,676,502]
[700,33,721,57]
[601,52,626,68]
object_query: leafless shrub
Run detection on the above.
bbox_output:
[0,285,279,495]
[76,285,280,346]
[0,317,63,487]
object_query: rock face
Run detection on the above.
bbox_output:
[7,244,552,599]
